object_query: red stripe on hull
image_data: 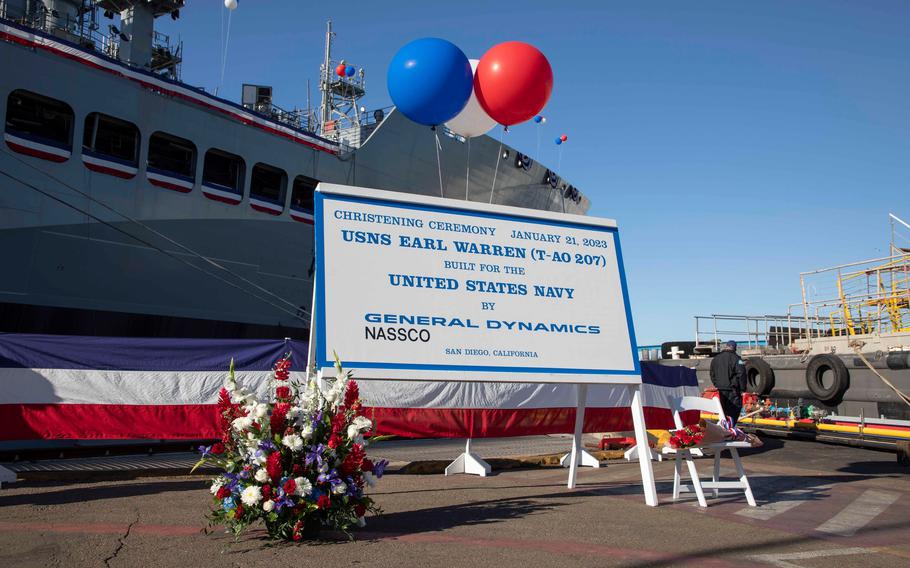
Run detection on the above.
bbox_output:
[148,178,193,193]
[5,140,69,162]
[0,29,337,156]
[251,203,282,215]
[202,191,242,205]
[0,404,692,441]
[290,214,315,225]
[84,161,136,179]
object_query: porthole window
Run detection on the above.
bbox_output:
[249,162,287,215]
[146,131,196,192]
[289,175,318,223]
[201,148,244,204]
[82,112,140,177]
[4,89,74,162]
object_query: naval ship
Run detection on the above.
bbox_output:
[0,1,588,339]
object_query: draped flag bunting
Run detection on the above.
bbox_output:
[0,334,698,442]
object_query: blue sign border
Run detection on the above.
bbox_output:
[314,190,641,376]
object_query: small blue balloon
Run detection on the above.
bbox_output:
[554,137,562,145]
[387,38,473,126]
[534,115,542,123]
[345,65,356,77]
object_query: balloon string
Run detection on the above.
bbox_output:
[489,127,505,204]
[219,9,233,95]
[434,129,444,198]
[465,137,471,201]
[557,144,563,173]
[218,5,223,94]
[536,125,540,163]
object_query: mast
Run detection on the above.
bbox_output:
[319,20,334,134]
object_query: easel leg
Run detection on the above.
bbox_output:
[630,384,658,507]
[567,384,588,489]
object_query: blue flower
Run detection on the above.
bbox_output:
[372,459,389,478]
[222,497,236,511]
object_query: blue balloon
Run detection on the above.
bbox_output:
[387,38,473,126]
[554,137,562,145]
[345,65,356,77]
[534,115,542,123]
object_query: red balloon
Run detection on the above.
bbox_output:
[335,63,347,77]
[474,41,553,126]
[560,134,567,142]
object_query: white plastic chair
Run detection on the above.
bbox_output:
[662,396,756,507]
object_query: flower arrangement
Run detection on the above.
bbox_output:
[195,354,387,540]
[667,423,705,449]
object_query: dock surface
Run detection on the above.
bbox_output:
[0,436,908,567]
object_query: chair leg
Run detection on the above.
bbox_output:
[731,449,756,507]
[712,451,721,498]
[672,454,682,500]
[683,453,707,507]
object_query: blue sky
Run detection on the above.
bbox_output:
[159,1,910,345]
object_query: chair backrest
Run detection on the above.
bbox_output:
[669,395,726,429]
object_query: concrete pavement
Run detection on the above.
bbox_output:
[0,437,908,567]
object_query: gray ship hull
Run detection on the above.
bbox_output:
[0,18,588,338]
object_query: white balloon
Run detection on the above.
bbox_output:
[224,0,238,10]
[445,59,496,138]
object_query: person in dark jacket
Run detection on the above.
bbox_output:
[709,340,746,424]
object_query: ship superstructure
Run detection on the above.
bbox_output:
[0,1,589,338]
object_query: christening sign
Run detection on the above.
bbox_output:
[310,183,640,383]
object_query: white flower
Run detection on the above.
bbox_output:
[262,500,275,512]
[254,403,269,419]
[240,485,262,506]
[356,516,366,527]
[282,434,304,452]
[363,471,376,488]
[286,406,303,420]
[352,415,372,432]
[324,390,337,403]
[209,478,225,495]
[254,469,269,483]
[294,477,312,496]
[232,416,253,432]
[301,425,314,439]
[332,482,347,495]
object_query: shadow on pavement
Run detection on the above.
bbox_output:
[0,479,206,507]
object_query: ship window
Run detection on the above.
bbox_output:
[147,131,196,178]
[83,112,139,164]
[202,149,245,193]
[291,175,317,213]
[5,89,74,149]
[250,163,287,205]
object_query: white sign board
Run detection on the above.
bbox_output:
[311,183,640,383]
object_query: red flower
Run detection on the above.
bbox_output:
[292,463,304,476]
[292,520,304,541]
[262,484,272,500]
[344,381,360,409]
[210,442,225,455]
[275,385,291,400]
[266,451,283,484]
[330,413,346,436]
[283,478,297,495]
[234,504,244,517]
[270,402,290,434]
[341,444,365,476]
[362,458,373,472]
[274,357,292,381]
[216,487,231,499]
[316,495,331,510]
[327,435,341,449]
[354,503,366,517]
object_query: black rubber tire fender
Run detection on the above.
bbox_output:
[806,354,850,404]
[745,357,775,395]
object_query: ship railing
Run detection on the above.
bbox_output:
[693,313,824,355]
[321,105,393,149]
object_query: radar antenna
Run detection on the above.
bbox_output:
[318,20,366,140]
